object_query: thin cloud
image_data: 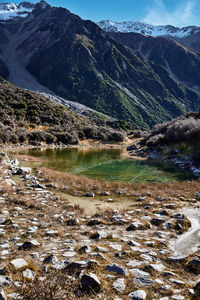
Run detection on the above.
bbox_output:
[143,0,198,27]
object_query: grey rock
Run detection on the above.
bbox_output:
[134,276,153,286]
[127,145,137,151]
[87,219,102,226]
[0,289,7,300]
[151,218,165,226]
[0,276,12,287]
[90,230,108,239]
[169,278,184,285]
[95,246,109,253]
[10,258,28,270]
[18,240,40,250]
[81,273,101,291]
[101,191,110,196]
[23,269,35,280]
[15,167,31,175]
[67,261,87,273]
[106,264,128,276]
[43,254,58,265]
[113,278,125,293]
[128,240,141,247]
[144,264,165,274]
[172,213,185,220]
[130,269,150,277]
[67,218,80,226]
[168,255,188,264]
[85,192,95,198]
[187,259,200,274]
[128,290,146,299]
[126,222,144,231]
[78,245,91,254]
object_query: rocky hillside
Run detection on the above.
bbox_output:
[0,1,200,128]
[137,112,200,176]
[0,79,126,145]
[0,151,200,299]
[109,32,200,92]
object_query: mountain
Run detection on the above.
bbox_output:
[0,2,200,128]
[97,20,199,38]
[0,78,126,145]
[109,32,200,92]
[98,20,200,53]
[0,1,48,20]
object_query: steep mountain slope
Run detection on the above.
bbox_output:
[0,78,125,144]
[98,20,200,53]
[0,1,200,128]
[109,32,200,92]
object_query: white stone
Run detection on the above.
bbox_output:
[10,258,28,270]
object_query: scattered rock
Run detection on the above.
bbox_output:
[81,273,101,292]
[0,289,7,300]
[113,278,125,293]
[85,192,95,198]
[106,264,128,276]
[10,258,28,270]
[43,254,58,265]
[128,290,146,300]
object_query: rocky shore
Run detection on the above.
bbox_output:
[127,143,200,178]
[0,151,200,299]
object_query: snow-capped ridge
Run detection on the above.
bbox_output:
[97,20,199,38]
[0,1,50,20]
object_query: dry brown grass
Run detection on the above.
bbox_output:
[40,166,200,197]
[18,271,123,300]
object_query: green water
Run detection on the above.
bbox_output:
[23,148,194,183]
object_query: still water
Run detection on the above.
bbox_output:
[23,148,194,183]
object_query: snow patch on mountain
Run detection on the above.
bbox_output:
[0,1,49,20]
[97,20,199,38]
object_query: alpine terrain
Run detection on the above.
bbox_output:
[0,1,200,129]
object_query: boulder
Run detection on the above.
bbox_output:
[187,259,200,274]
[127,145,137,151]
[126,222,144,231]
[78,245,91,254]
[151,218,165,226]
[18,240,40,251]
[0,276,12,287]
[85,192,95,198]
[128,290,146,300]
[194,281,200,296]
[15,167,32,175]
[106,264,128,276]
[10,258,28,270]
[134,276,153,286]
[113,278,125,293]
[0,289,7,300]
[81,273,101,292]
[43,254,58,265]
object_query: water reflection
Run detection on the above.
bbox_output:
[23,148,194,183]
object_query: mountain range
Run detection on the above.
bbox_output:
[0,1,200,128]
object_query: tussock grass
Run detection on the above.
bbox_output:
[40,166,200,197]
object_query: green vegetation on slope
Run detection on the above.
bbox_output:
[0,79,125,145]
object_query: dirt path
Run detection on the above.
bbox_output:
[170,208,200,256]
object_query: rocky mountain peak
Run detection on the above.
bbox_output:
[0,1,50,20]
[97,19,200,38]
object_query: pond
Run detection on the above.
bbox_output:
[21,148,195,183]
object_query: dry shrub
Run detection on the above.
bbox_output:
[19,272,85,300]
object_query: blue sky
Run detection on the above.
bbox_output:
[2,0,200,27]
